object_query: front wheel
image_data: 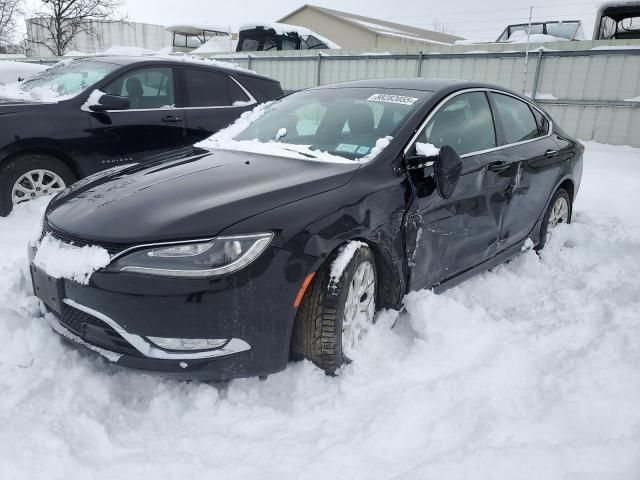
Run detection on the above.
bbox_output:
[0,154,74,216]
[291,243,377,374]
[537,187,572,250]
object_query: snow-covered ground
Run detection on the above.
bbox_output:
[0,142,639,479]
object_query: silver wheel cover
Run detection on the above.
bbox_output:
[546,195,570,242]
[11,169,66,205]
[342,260,376,359]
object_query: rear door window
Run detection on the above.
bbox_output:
[183,68,232,107]
[492,93,541,144]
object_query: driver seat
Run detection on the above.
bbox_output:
[125,77,144,109]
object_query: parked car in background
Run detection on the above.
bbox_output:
[593,1,640,39]
[0,56,283,216]
[30,78,583,381]
[237,23,340,52]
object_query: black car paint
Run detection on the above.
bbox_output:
[36,79,583,380]
[0,57,283,178]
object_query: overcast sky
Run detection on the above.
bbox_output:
[121,0,603,40]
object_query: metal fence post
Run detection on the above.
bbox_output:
[416,51,423,77]
[316,53,322,86]
[531,49,544,100]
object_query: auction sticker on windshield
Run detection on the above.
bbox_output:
[367,94,419,105]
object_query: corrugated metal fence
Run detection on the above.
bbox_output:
[210,43,640,147]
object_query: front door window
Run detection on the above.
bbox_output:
[416,91,496,156]
[104,67,175,110]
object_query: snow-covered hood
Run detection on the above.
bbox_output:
[46,148,361,245]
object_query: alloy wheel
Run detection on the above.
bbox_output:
[11,169,67,205]
[342,260,376,359]
[546,195,570,242]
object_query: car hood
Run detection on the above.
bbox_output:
[0,95,39,106]
[46,148,361,245]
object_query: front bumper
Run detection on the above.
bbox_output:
[31,245,319,380]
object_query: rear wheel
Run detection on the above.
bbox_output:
[0,154,74,216]
[537,187,571,250]
[291,243,377,374]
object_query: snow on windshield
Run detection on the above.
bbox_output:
[0,59,118,103]
[197,89,422,164]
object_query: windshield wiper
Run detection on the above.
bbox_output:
[279,147,319,159]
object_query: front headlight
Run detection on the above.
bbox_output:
[108,233,273,277]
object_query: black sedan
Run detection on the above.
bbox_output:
[30,78,583,380]
[0,56,283,216]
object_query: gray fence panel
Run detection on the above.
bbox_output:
[210,46,640,147]
[5,42,639,147]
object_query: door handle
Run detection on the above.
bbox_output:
[162,115,182,123]
[545,149,558,157]
[487,161,511,172]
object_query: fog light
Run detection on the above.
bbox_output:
[147,337,229,351]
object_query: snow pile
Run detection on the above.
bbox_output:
[0,61,47,85]
[80,89,105,112]
[329,240,367,284]
[33,234,111,285]
[191,36,236,54]
[0,142,640,478]
[415,142,440,157]
[625,95,640,102]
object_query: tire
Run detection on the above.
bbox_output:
[291,243,377,374]
[0,154,75,216]
[536,187,572,251]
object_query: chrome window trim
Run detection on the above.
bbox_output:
[104,73,256,113]
[62,298,252,360]
[403,87,553,159]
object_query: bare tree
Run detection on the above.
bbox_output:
[0,0,22,47]
[432,19,454,35]
[28,0,124,56]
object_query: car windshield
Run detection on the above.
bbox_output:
[232,88,427,161]
[20,60,119,99]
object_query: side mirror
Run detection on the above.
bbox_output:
[433,145,462,200]
[406,143,462,200]
[89,94,130,112]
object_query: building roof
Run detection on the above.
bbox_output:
[278,5,464,45]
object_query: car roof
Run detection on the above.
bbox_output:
[84,55,274,81]
[311,77,468,92]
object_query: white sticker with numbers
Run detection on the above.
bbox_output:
[367,94,419,105]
